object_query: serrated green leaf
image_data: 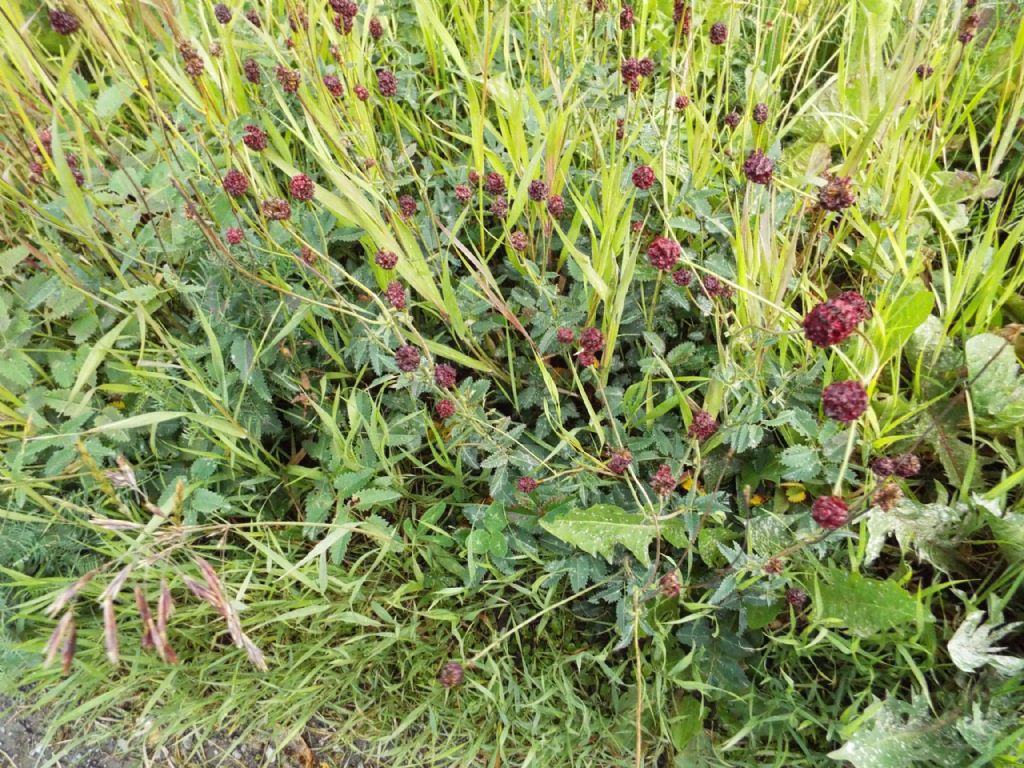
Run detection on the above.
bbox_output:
[540,504,656,564]
[813,568,921,637]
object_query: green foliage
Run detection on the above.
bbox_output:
[1,0,1023,764]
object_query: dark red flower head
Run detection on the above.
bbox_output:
[509,231,529,252]
[743,149,774,185]
[439,661,463,688]
[262,198,292,221]
[290,174,315,201]
[369,17,384,39]
[225,227,244,245]
[323,74,344,97]
[675,95,690,110]
[399,194,418,219]
[434,364,457,389]
[243,58,261,84]
[673,1,691,32]
[435,399,456,420]
[376,69,397,97]
[242,124,268,151]
[647,236,681,271]
[709,21,728,44]
[375,250,398,269]
[395,344,420,372]
[244,9,261,27]
[354,85,369,101]
[632,165,656,190]
[214,4,232,23]
[607,448,633,475]
[489,196,508,218]
[821,380,868,422]
[222,169,248,197]
[579,327,605,352]
[276,65,301,93]
[818,174,856,212]
[484,172,506,196]
[517,477,539,493]
[802,292,868,347]
[785,588,808,607]
[385,281,406,310]
[892,453,921,478]
[650,464,677,497]
[752,103,769,124]
[454,184,472,203]
[811,496,848,529]
[49,9,80,34]
[915,64,934,80]
[620,5,634,29]
[637,58,655,77]
[723,110,741,129]
[672,268,693,287]
[556,327,575,344]
[528,180,548,201]
[547,194,565,218]
[688,409,718,441]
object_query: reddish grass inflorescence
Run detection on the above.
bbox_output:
[290,174,315,201]
[49,8,80,35]
[688,409,718,441]
[802,291,869,347]
[242,124,268,151]
[709,21,728,44]
[435,399,456,420]
[632,165,656,190]
[811,496,849,529]
[395,344,420,372]
[434,364,457,389]
[647,236,681,271]
[222,169,249,197]
[821,380,868,422]
[743,150,774,185]
[650,464,677,497]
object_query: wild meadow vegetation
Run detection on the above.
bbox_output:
[2,0,1024,765]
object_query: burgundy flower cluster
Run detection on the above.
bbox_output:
[647,236,681,271]
[870,453,921,479]
[688,409,718,441]
[802,291,870,347]
[743,150,774,185]
[821,380,868,422]
[577,326,605,367]
[620,57,656,92]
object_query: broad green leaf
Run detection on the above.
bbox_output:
[813,568,921,636]
[828,697,966,768]
[966,333,1024,431]
[540,504,656,565]
[882,292,934,361]
[95,82,134,118]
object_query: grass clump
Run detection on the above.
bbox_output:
[2,0,1024,765]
